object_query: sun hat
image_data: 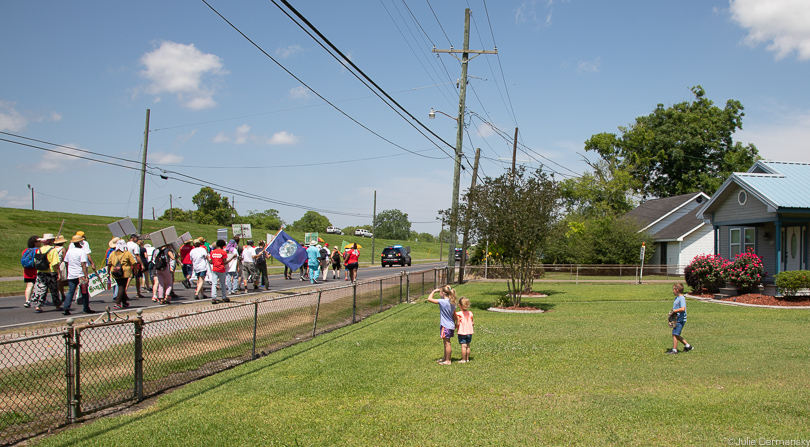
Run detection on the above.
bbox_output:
[309,240,317,245]
[70,235,83,243]
[54,235,68,245]
[39,233,55,241]
[76,231,86,238]
[108,237,120,248]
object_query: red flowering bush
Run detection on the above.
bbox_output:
[685,254,728,293]
[721,249,764,293]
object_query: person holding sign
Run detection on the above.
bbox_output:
[107,239,137,309]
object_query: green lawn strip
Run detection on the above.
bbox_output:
[31,282,810,446]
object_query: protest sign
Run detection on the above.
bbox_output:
[232,224,252,239]
[217,228,228,241]
[148,226,178,248]
[108,218,136,238]
[87,267,110,297]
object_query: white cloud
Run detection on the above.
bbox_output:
[176,129,197,144]
[476,122,496,138]
[515,0,555,27]
[577,57,601,74]
[730,0,810,60]
[20,144,84,172]
[235,124,251,145]
[212,125,299,146]
[0,101,27,131]
[276,44,304,58]
[150,151,184,165]
[289,86,311,100]
[0,190,30,208]
[139,41,227,110]
[267,131,299,145]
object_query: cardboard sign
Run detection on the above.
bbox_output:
[305,232,319,245]
[232,224,252,239]
[172,232,192,250]
[108,218,136,238]
[87,267,110,297]
[148,226,178,248]
[218,228,228,241]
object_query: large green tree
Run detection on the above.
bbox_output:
[191,187,233,226]
[374,209,411,240]
[559,156,639,218]
[464,167,560,306]
[585,85,759,197]
[240,209,284,231]
[291,211,331,233]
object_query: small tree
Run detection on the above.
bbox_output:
[375,209,411,240]
[465,167,559,307]
[291,211,331,233]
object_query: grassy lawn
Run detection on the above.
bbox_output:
[31,282,810,446]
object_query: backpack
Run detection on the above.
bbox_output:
[319,248,329,261]
[153,249,167,271]
[34,247,53,271]
[21,248,36,269]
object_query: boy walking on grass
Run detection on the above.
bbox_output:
[668,283,693,355]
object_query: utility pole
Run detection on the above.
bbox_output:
[137,109,150,235]
[371,190,377,263]
[27,184,34,211]
[457,148,480,284]
[511,127,519,177]
[433,8,497,284]
[170,194,173,221]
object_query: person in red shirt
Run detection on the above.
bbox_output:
[22,235,41,307]
[344,243,360,283]
[208,239,232,304]
[179,240,193,289]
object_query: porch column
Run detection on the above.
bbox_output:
[775,218,782,276]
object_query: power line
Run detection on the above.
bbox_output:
[425,0,453,46]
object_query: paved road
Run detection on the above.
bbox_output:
[0,262,445,330]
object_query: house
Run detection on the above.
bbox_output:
[624,192,713,274]
[696,160,810,280]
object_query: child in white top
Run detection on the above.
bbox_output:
[427,285,457,365]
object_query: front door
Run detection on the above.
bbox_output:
[784,226,803,272]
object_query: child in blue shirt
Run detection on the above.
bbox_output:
[427,285,457,365]
[668,283,693,355]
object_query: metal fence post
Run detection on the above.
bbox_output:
[379,278,383,312]
[65,318,77,424]
[134,310,144,402]
[313,290,322,338]
[406,272,410,303]
[352,282,357,323]
[74,328,83,418]
[421,271,425,297]
[433,268,437,290]
[252,301,259,359]
[399,272,403,304]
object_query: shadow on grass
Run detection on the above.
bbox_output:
[41,303,417,447]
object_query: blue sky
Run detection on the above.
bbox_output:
[2,0,809,235]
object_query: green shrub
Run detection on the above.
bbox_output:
[774,270,810,297]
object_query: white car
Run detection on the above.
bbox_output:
[354,229,373,238]
[326,226,343,235]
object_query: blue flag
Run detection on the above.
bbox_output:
[266,230,307,271]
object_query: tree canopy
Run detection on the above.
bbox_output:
[559,156,639,218]
[374,209,411,240]
[240,209,284,231]
[291,211,331,233]
[191,187,233,226]
[585,85,759,197]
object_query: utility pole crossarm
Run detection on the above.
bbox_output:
[432,49,498,54]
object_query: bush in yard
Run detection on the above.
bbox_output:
[721,249,764,293]
[685,254,728,293]
[774,270,810,297]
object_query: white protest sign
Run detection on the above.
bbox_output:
[218,228,228,241]
[108,218,136,238]
[148,226,178,248]
[87,267,110,297]
[232,224,252,239]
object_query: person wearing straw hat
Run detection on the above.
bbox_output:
[74,231,96,270]
[53,234,69,305]
[31,233,62,313]
[62,234,95,315]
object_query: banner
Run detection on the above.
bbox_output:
[266,230,307,270]
[87,267,110,297]
[232,224,252,239]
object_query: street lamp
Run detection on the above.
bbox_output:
[27,184,34,211]
[429,107,465,283]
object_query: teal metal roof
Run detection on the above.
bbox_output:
[737,161,810,209]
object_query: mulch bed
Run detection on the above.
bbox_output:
[692,292,810,307]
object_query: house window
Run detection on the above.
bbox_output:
[738,190,747,205]
[730,227,755,258]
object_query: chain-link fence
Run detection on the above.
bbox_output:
[0,267,445,446]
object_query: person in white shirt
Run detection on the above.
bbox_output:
[62,235,94,315]
[74,231,96,270]
[226,239,240,294]
[189,239,210,300]
[240,241,258,291]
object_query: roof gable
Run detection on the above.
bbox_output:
[624,192,709,232]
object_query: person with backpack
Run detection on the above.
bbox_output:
[62,235,95,315]
[107,239,137,309]
[254,240,270,291]
[22,235,40,308]
[319,243,330,281]
[31,233,62,313]
[152,244,176,305]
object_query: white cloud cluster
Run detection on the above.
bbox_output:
[276,44,304,58]
[0,101,61,131]
[212,124,299,146]
[730,0,810,60]
[289,86,311,100]
[140,41,227,110]
[515,0,554,27]
[150,151,184,165]
[577,57,601,74]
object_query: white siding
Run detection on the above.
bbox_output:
[676,226,715,275]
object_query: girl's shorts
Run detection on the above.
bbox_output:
[440,326,455,339]
[458,334,472,345]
